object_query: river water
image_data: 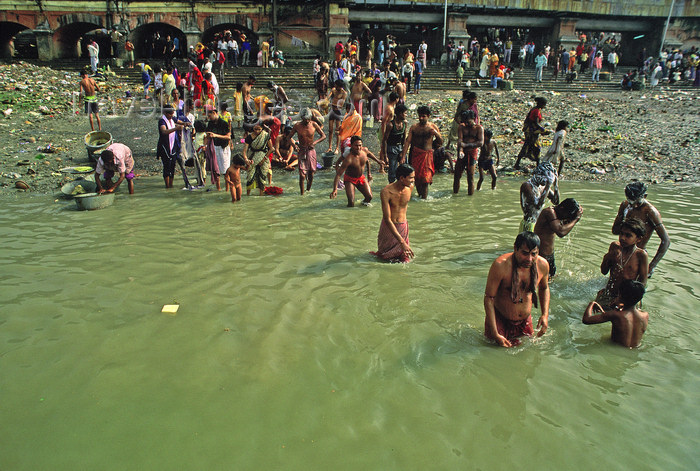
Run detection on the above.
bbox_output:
[1,171,698,470]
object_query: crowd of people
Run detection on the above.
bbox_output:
[73,26,681,351]
[80,59,671,350]
[444,30,699,89]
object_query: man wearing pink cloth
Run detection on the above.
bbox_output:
[95,143,135,194]
[371,163,415,263]
[290,108,326,195]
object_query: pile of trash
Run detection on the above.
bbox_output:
[0,61,132,118]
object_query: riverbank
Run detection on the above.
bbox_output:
[1,62,699,197]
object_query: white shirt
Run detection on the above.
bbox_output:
[229,40,238,52]
[87,43,99,58]
[210,73,219,95]
[217,40,228,51]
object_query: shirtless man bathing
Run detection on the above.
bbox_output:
[330,135,385,207]
[484,232,551,347]
[290,108,326,195]
[612,181,670,277]
[371,163,415,263]
[401,105,442,199]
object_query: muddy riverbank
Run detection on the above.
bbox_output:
[1,62,699,197]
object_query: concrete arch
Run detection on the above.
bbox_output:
[130,22,186,60]
[53,22,106,59]
[0,22,31,58]
[54,13,105,31]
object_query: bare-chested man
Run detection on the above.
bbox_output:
[401,105,442,199]
[454,109,483,195]
[534,198,583,278]
[371,163,415,263]
[350,75,371,116]
[327,79,348,153]
[484,232,550,348]
[393,77,406,104]
[330,135,384,207]
[290,108,326,195]
[274,124,298,170]
[612,181,670,276]
[79,70,101,131]
[241,74,256,117]
[379,91,400,157]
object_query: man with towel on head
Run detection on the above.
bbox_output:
[520,162,558,233]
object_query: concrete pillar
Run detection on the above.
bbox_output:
[327,3,350,58]
[183,29,202,55]
[34,28,55,61]
[448,13,471,49]
[553,18,579,51]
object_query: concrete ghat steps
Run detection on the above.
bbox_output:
[22,59,698,95]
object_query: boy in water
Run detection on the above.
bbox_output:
[477,129,500,190]
[583,279,648,348]
[596,217,648,310]
[330,135,385,207]
[225,153,247,203]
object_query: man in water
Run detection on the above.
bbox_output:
[380,103,408,183]
[330,136,384,207]
[520,162,558,232]
[454,109,483,195]
[290,108,326,195]
[79,70,101,131]
[401,105,442,199]
[371,163,415,263]
[534,198,583,278]
[327,79,348,154]
[612,181,670,276]
[484,232,550,347]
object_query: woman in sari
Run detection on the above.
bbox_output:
[244,124,273,195]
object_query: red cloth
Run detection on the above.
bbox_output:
[370,219,411,263]
[485,310,534,346]
[190,68,204,102]
[526,107,542,124]
[263,186,283,195]
[267,117,281,161]
[410,147,434,185]
[343,173,366,186]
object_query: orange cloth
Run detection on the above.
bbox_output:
[338,110,363,143]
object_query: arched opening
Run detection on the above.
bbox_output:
[202,23,258,53]
[53,23,107,59]
[0,22,33,58]
[130,23,186,60]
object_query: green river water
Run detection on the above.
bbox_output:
[1,171,698,470]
